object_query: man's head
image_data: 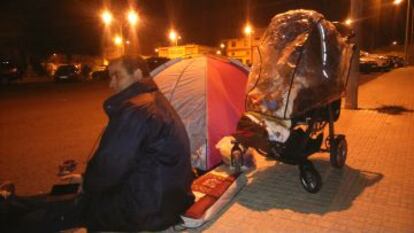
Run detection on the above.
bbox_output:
[108,56,150,93]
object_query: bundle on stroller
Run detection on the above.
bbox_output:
[230,10,355,193]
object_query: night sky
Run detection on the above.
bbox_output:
[0,0,407,56]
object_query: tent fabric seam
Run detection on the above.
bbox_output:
[204,57,209,169]
[167,59,196,102]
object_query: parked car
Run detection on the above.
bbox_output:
[360,51,391,73]
[360,56,379,74]
[90,65,109,80]
[375,54,392,71]
[386,55,405,68]
[0,59,23,84]
[145,57,170,72]
[54,64,80,82]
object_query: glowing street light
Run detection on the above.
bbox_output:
[243,24,254,65]
[216,50,222,55]
[393,0,403,5]
[392,0,411,60]
[243,24,253,35]
[392,41,398,46]
[127,10,139,26]
[169,30,179,46]
[220,43,225,49]
[101,10,113,25]
[100,8,141,57]
[169,30,177,41]
[113,35,123,46]
[344,18,353,26]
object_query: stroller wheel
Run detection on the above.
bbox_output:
[299,162,322,193]
[231,147,243,173]
[330,135,347,168]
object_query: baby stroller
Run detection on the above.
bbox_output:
[231,10,355,193]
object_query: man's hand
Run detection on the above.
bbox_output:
[60,173,83,184]
[60,173,83,194]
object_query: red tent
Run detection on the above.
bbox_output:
[153,55,249,170]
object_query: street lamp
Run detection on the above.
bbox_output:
[169,30,180,46]
[100,8,141,58]
[393,0,403,5]
[100,10,113,65]
[344,18,353,26]
[403,0,411,61]
[113,35,123,46]
[219,43,226,56]
[127,10,139,26]
[101,10,113,26]
[244,24,253,35]
[393,0,412,61]
[243,24,253,65]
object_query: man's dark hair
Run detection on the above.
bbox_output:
[111,56,150,77]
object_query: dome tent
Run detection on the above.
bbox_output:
[153,55,249,170]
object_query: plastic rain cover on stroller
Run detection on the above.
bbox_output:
[228,10,355,193]
[246,9,354,121]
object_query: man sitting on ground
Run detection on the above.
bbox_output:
[80,56,195,231]
[0,56,195,232]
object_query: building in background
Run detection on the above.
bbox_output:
[156,44,217,59]
[221,28,264,66]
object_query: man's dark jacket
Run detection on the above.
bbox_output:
[82,79,194,231]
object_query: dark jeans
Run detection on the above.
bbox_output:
[0,194,86,233]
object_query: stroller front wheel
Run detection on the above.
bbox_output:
[231,142,244,173]
[299,162,322,193]
[330,135,347,168]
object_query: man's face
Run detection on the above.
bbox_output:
[108,62,130,93]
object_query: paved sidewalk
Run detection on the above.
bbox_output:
[193,67,414,233]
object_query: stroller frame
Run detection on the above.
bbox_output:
[230,13,354,193]
[231,99,347,193]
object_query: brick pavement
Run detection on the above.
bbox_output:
[188,67,414,233]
